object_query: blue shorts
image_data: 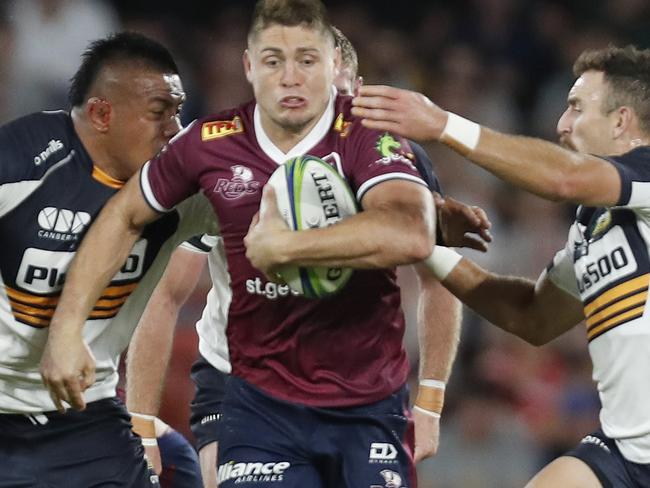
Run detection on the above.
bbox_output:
[0,397,159,488]
[189,354,229,451]
[566,429,650,487]
[158,429,202,488]
[217,376,416,488]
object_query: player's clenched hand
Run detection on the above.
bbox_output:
[351,85,447,142]
[413,406,440,463]
[245,185,291,280]
[434,192,492,252]
[40,331,95,413]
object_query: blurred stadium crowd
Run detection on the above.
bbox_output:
[2,0,648,486]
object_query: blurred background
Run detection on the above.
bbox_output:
[3,0,649,486]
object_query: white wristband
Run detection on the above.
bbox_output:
[141,437,158,447]
[441,112,481,153]
[420,379,446,390]
[413,405,441,419]
[423,245,463,280]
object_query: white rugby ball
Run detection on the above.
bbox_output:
[266,155,358,298]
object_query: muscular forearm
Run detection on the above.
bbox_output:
[126,301,177,415]
[48,198,143,337]
[276,204,434,269]
[441,258,542,341]
[468,128,618,205]
[126,248,205,414]
[415,269,461,382]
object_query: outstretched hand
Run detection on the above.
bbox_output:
[434,192,492,252]
[244,185,291,281]
[352,85,447,142]
[40,331,95,412]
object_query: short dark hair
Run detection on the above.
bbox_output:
[574,45,650,133]
[69,32,179,108]
[248,0,333,46]
[332,26,357,78]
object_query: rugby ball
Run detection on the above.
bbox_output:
[266,155,358,298]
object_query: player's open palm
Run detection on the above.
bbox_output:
[352,85,446,142]
[413,406,440,463]
[40,333,95,413]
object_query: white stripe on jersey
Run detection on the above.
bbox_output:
[196,237,232,374]
[356,172,428,202]
[140,162,170,212]
[0,193,217,413]
[0,150,74,218]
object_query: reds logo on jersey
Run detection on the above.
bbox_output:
[213,165,261,200]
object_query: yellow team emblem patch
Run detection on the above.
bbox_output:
[333,113,352,138]
[202,116,244,141]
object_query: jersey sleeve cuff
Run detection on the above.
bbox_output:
[140,161,173,213]
[356,173,429,202]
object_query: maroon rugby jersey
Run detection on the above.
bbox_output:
[141,92,428,407]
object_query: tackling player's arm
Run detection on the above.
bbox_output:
[412,265,461,462]
[244,179,435,274]
[429,249,585,346]
[352,85,621,207]
[126,246,207,473]
[40,174,161,412]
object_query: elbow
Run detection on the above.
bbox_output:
[549,178,580,203]
[545,156,589,202]
[525,333,551,347]
[408,231,436,263]
[517,319,553,347]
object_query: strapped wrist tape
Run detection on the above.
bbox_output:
[440,112,481,155]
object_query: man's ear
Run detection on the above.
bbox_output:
[354,76,363,97]
[243,49,253,84]
[612,106,636,140]
[333,46,342,77]
[86,97,111,133]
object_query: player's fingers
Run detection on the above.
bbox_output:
[351,105,399,123]
[462,235,489,253]
[351,94,398,111]
[432,191,445,206]
[359,118,402,134]
[480,227,493,242]
[45,380,68,413]
[472,205,492,229]
[356,84,401,99]
[79,365,95,391]
[63,377,86,411]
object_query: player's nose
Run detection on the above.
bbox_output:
[556,108,572,137]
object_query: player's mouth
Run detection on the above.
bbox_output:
[280,96,307,109]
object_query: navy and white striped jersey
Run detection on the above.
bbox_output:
[0,111,217,413]
[547,146,650,463]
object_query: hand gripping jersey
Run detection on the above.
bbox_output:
[141,91,428,407]
[0,111,217,413]
[547,147,650,463]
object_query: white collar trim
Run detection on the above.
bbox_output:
[254,86,336,165]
